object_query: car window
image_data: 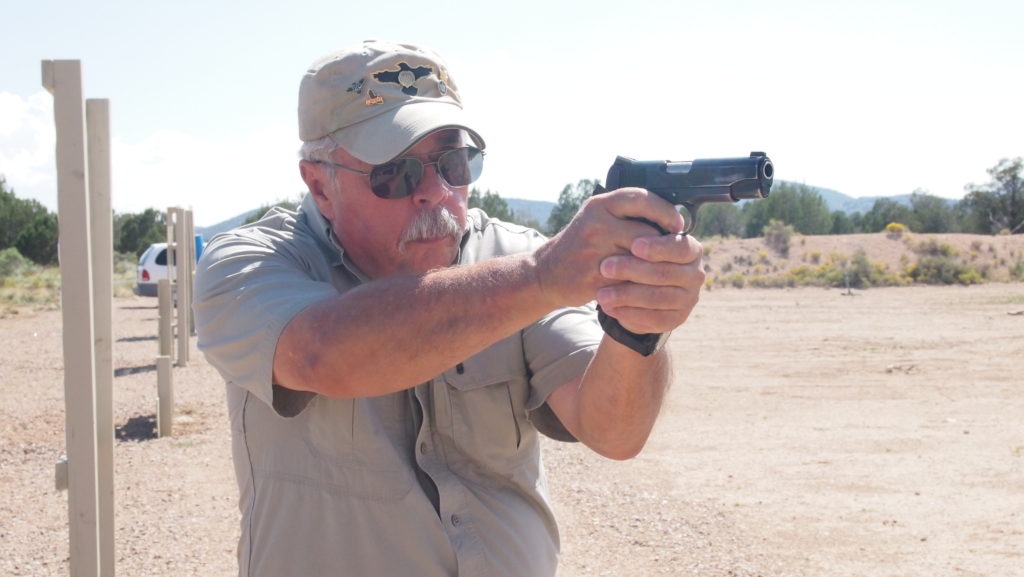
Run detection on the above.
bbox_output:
[152,248,177,266]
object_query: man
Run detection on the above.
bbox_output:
[194,40,704,577]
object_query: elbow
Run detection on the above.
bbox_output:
[585,435,650,461]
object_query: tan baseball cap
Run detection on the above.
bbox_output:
[298,40,485,164]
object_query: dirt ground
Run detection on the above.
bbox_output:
[2,281,1022,576]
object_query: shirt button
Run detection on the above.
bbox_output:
[450,514,461,527]
[420,442,429,454]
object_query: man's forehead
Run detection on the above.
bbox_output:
[406,129,467,154]
[421,128,467,147]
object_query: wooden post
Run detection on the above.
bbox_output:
[157,278,174,436]
[156,356,173,437]
[165,207,176,284]
[86,97,115,577]
[158,279,173,358]
[184,209,196,336]
[171,208,190,367]
[43,59,100,577]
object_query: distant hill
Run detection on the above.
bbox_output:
[809,184,913,214]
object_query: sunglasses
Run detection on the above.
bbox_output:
[317,146,485,199]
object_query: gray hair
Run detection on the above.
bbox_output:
[298,134,341,163]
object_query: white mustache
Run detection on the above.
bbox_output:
[398,206,464,251]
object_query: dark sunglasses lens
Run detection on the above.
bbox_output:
[438,147,483,187]
[368,148,483,199]
[369,159,422,199]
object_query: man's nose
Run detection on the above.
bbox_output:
[411,163,450,206]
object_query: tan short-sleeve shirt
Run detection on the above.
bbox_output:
[194,194,601,577]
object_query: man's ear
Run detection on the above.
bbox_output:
[299,160,335,221]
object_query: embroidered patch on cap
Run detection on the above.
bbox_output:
[364,89,383,106]
[373,62,433,96]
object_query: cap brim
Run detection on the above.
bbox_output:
[329,100,485,165]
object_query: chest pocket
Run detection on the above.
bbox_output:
[441,335,533,469]
[300,393,415,503]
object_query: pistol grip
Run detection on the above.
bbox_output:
[597,305,666,356]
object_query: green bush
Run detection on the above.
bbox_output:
[957,269,985,285]
[0,247,32,280]
[1009,259,1024,281]
[910,255,971,284]
[914,238,958,258]
[14,212,59,265]
[905,237,989,285]
[763,219,794,257]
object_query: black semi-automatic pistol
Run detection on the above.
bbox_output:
[594,152,774,234]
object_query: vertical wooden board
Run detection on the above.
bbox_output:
[44,59,100,577]
[86,97,115,577]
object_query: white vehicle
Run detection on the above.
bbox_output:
[133,237,204,297]
[133,243,174,297]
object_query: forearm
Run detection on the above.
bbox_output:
[274,252,555,398]
[550,336,672,460]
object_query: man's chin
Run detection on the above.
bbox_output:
[397,237,461,272]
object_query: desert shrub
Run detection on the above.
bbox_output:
[844,250,876,288]
[910,255,971,284]
[763,219,794,257]
[885,222,909,239]
[1010,259,1024,281]
[0,247,32,280]
[762,250,909,289]
[906,238,986,284]
[957,269,985,285]
[748,275,790,288]
[914,238,958,258]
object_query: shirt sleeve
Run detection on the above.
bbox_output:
[521,303,603,441]
[193,223,337,413]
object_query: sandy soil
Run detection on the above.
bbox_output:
[1,268,1022,575]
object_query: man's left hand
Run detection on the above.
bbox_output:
[594,230,705,335]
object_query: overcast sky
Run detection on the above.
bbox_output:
[1,0,1021,226]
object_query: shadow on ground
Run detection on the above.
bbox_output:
[115,414,157,442]
[114,364,156,377]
